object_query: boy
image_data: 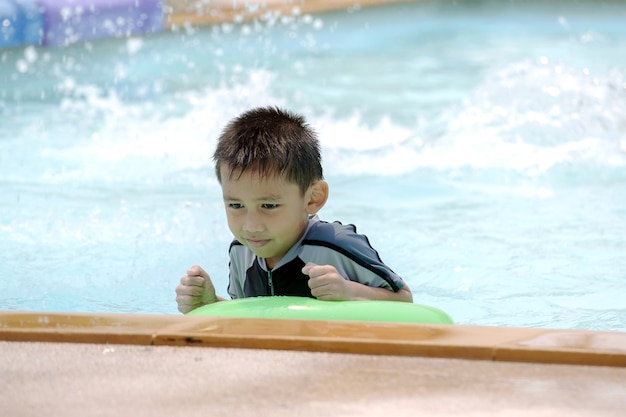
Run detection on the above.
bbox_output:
[176,107,412,314]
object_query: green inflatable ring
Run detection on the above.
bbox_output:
[187,296,453,324]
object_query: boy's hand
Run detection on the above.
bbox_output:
[175,265,218,314]
[302,262,353,301]
[302,262,413,302]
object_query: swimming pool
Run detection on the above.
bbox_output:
[1,0,625,332]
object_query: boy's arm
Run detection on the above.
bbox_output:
[303,263,413,302]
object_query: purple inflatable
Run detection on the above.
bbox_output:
[38,0,163,47]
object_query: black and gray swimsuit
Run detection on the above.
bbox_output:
[227,215,406,299]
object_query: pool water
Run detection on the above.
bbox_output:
[1,1,625,331]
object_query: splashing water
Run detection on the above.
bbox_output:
[1,1,625,331]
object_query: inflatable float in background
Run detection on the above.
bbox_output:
[187,296,454,325]
[1,0,163,48]
[1,0,413,49]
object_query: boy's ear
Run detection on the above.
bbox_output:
[307,180,329,214]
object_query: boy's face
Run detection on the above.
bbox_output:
[220,165,311,270]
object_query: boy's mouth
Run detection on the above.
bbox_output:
[246,238,270,247]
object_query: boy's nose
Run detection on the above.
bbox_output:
[242,213,264,232]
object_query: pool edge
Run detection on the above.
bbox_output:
[1,311,624,368]
[165,0,423,28]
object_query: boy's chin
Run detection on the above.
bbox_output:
[247,246,274,259]
[247,247,284,266]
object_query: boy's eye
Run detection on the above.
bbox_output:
[229,203,244,209]
[262,203,279,210]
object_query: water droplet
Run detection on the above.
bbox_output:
[24,46,38,63]
[16,59,28,73]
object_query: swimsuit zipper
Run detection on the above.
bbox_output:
[267,270,274,296]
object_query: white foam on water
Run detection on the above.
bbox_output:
[317,59,626,177]
[23,69,285,186]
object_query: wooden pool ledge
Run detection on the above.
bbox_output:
[1,311,625,368]
[165,0,420,27]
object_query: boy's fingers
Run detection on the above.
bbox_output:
[180,275,205,287]
[175,294,202,305]
[176,284,205,296]
[301,262,317,275]
[303,263,338,279]
[187,265,209,278]
[176,297,202,314]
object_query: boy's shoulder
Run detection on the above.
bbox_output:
[306,217,357,241]
[302,216,401,290]
[304,217,375,254]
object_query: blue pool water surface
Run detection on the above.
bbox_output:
[1,1,625,331]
